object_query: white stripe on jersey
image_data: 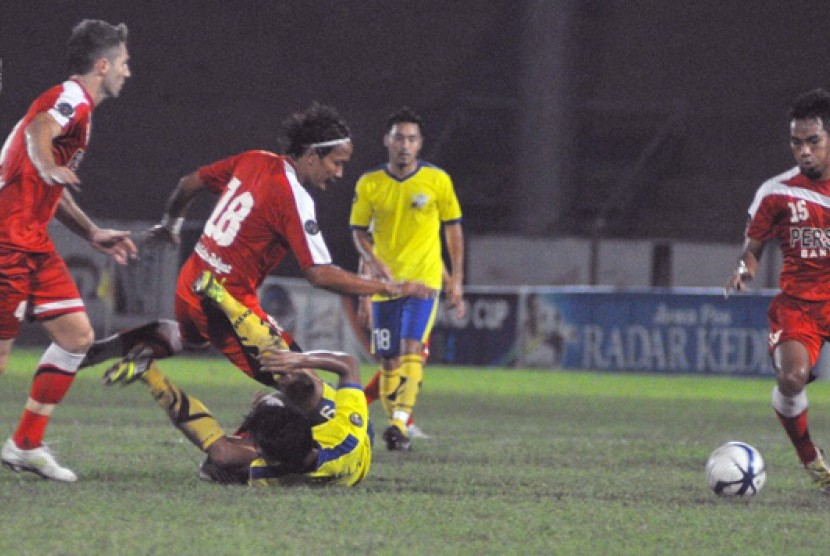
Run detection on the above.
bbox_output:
[47,80,88,128]
[746,167,830,217]
[32,299,85,315]
[284,164,333,265]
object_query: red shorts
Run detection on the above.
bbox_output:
[0,248,84,340]
[767,292,830,367]
[174,266,284,387]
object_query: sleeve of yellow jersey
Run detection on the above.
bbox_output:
[437,172,462,222]
[349,176,373,228]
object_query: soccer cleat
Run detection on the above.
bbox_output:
[804,450,830,494]
[102,344,155,385]
[192,270,225,303]
[382,425,412,452]
[407,423,432,440]
[1,438,77,482]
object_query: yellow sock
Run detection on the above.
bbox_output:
[393,354,423,430]
[141,362,225,451]
[379,367,402,420]
[208,279,288,356]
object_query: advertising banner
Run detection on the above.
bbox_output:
[512,288,776,376]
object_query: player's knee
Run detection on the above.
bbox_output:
[777,367,810,396]
[72,326,96,353]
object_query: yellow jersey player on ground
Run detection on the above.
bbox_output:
[350,107,465,451]
[101,272,369,485]
[103,348,369,487]
[249,350,371,486]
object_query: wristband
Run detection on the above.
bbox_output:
[737,260,750,277]
[161,214,185,235]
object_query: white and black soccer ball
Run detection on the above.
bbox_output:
[706,441,766,497]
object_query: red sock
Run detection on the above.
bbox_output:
[363,369,381,404]
[776,409,818,464]
[13,368,76,449]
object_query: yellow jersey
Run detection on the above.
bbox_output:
[350,162,462,297]
[249,385,372,487]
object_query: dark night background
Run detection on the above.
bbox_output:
[2,1,829,276]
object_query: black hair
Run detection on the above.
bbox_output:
[789,88,830,132]
[282,102,351,157]
[385,106,424,135]
[67,19,128,75]
[277,372,317,411]
[238,401,313,473]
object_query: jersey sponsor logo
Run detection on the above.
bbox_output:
[304,219,320,235]
[789,227,830,258]
[56,102,75,118]
[194,241,233,274]
[410,192,428,209]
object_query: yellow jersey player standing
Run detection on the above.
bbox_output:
[350,107,464,451]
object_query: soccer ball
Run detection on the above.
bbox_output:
[706,441,766,497]
[706,442,766,497]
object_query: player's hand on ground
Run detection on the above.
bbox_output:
[90,228,138,265]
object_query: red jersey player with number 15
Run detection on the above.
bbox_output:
[726,88,830,495]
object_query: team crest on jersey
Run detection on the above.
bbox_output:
[304,220,320,235]
[56,102,74,118]
[410,193,428,209]
[349,412,364,427]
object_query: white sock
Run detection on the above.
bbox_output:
[771,385,808,417]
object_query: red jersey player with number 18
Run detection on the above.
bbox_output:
[127,103,433,388]
[726,88,830,495]
[0,20,137,482]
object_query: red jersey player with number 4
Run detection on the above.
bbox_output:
[0,20,137,482]
[726,88,830,495]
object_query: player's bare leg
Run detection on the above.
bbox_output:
[3,312,93,482]
[771,340,829,493]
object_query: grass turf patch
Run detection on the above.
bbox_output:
[1,348,828,554]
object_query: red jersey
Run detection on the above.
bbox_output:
[181,150,332,300]
[0,79,94,252]
[746,166,830,301]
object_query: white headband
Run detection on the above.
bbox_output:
[307,137,351,149]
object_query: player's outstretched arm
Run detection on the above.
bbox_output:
[260,349,360,386]
[145,172,207,245]
[303,264,434,299]
[56,189,137,264]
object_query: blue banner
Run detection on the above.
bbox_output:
[512,289,775,376]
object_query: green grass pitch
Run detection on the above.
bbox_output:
[1,348,829,554]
